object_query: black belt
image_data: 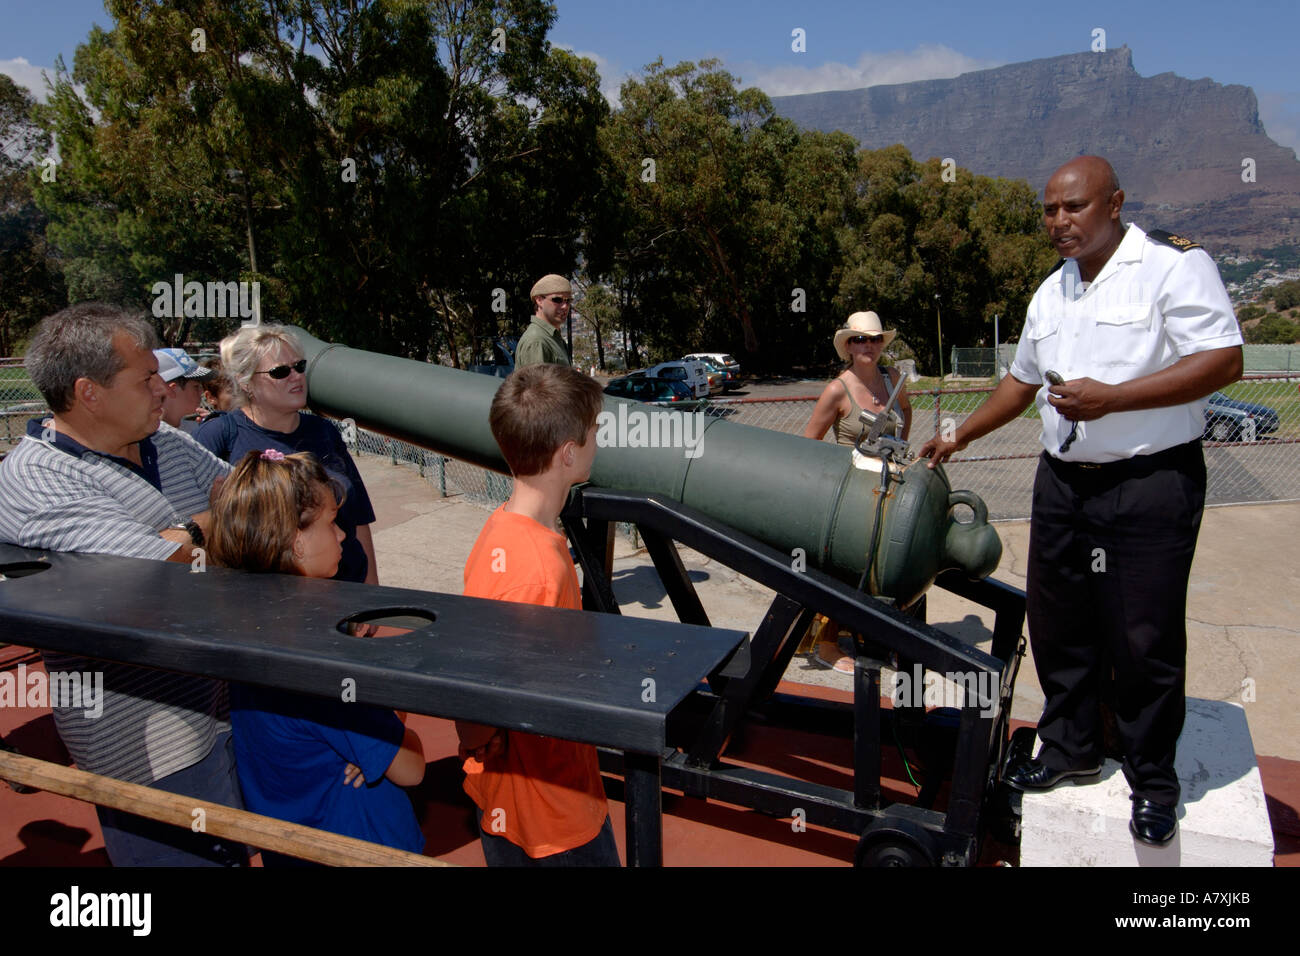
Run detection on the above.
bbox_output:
[1044,439,1201,480]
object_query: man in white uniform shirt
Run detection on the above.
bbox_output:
[920,156,1242,846]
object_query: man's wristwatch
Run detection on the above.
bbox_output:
[173,520,205,548]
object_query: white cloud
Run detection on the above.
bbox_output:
[557,43,1000,110]
[0,57,57,101]
[579,50,628,107]
[741,44,1003,98]
[1257,90,1300,155]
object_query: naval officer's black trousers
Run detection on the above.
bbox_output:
[1025,439,1205,807]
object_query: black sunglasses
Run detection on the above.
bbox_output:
[255,359,307,379]
[548,296,572,305]
[848,334,884,345]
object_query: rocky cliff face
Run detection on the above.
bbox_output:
[771,47,1300,253]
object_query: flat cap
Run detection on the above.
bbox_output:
[530,274,572,298]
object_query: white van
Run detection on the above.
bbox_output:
[645,360,710,399]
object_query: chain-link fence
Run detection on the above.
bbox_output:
[1243,345,1300,373]
[4,358,1296,522]
[952,344,1299,377]
[907,375,1300,518]
[0,360,45,445]
[949,346,1017,378]
[348,426,517,506]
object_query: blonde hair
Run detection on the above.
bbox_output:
[208,450,344,575]
[219,324,303,409]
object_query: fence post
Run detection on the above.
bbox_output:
[934,387,942,439]
[438,456,447,498]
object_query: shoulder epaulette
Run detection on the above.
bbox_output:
[1147,229,1202,252]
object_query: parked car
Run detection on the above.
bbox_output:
[683,352,741,383]
[604,376,704,408]
[1202,391,1280,442]
[645,360,710,398]
[467,337,517,378]
[692,357,738,393]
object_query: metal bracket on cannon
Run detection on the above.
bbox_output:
[852,368,913,467]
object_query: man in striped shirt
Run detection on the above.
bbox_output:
[0,303,242,866]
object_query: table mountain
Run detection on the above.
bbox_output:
[771,47,1300,254]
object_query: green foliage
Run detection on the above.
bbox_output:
[1215,259,1264,285]
[574,280,620,370]
[1,74,66,355]
[32,0,606,357]
[24,15,1067,374]
[833,151,1054,373]
[1266,280,1300,311]
[1218,245,1300,286]
[595,59,858,369]
[1244,312,1300,344]
[1254,243,1300,270]
[592,62,1055,373]
[1236,303,1267,322]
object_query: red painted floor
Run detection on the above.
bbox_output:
[3,647,1296,866]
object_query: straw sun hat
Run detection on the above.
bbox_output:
[832,311,897,360]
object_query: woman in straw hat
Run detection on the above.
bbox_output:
[800,311,913,671]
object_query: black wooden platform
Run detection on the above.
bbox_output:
[0,544,748,866]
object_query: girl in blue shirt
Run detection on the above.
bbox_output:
[208,449,425,863]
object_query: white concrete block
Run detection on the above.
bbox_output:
[1019,698,1274,866]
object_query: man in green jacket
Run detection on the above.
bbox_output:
[515,274,573,368]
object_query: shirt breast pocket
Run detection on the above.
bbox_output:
[1023,315,1061,371]
[1092,305,1152,366]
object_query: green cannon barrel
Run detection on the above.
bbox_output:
[290,327,1001,607]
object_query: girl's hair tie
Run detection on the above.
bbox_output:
[260,449,286,462]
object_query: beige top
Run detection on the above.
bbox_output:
[833,367,900,446]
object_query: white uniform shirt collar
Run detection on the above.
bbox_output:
[1075,222,1147,291]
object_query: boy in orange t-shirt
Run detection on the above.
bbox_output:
[458,363,620,866]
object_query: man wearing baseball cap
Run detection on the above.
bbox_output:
[154,347,216,432]
[515,274,573,368]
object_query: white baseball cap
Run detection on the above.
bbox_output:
[154,348,214,383]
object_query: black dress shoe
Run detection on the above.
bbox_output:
[1130,797,1178,846]
[1005,758,1101,792]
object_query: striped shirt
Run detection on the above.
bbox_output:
[0,420,232,785]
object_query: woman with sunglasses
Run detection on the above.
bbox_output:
[800,310,913,671]
[195,324,379,584]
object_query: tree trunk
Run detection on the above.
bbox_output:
[703,224,758,352]
[438,290,460,369]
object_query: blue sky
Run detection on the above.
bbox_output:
[4,0,1299,150]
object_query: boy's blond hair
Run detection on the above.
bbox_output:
[489,365,603,477]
